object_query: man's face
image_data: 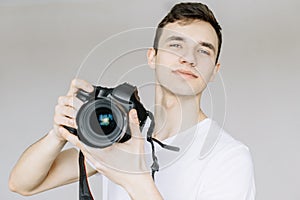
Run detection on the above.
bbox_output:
[148,20,220,96]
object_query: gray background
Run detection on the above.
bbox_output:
[1,0,299,199]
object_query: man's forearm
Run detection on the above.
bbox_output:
[9,130,66,195]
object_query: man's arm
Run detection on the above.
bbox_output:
[10,131,69,195]
[9,130,97,196]
[9,79,97,196]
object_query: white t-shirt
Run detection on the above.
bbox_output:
[97,118,255,200]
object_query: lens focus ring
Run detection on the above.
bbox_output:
[76,98,127,148]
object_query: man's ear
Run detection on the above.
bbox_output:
[147,48,156,69]
[209,62,221,82]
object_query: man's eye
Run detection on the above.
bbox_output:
[169,43,182,48]
[198,48,210,56]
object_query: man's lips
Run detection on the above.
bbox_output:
[172,69,199,78]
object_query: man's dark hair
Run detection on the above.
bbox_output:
[153,2,222,64]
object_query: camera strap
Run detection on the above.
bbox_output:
[78,150,94,200]
[145,111,180,180]
[63,126,94,200]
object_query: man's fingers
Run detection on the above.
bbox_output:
[57,96,83,110]
[55,105,76,119]
[54,114,77,129]
[59,126,85,149]
[128,109,142,139]
[67,78,94,96]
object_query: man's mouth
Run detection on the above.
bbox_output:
[172,69,198,79]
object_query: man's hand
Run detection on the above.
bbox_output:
[60,109,163,199]
[51,78,94,141]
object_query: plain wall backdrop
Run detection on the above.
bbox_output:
[1,0,299,199]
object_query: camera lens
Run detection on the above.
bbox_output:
[76,98,127,148]
[95,107,116,135]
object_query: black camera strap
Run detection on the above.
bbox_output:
[78,151,94,200]
[63,126,94,200]
[145,111,180,179]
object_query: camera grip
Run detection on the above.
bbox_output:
[76,87,95,102]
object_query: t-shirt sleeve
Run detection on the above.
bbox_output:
[197,144,256,200]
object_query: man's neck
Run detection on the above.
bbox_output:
[153,85,207,141]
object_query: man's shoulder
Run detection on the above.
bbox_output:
[196,120,256,199]
[198,119,251,161]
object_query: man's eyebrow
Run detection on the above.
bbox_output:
[165,35,186,42]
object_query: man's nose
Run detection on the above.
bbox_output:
[179,51,196,67]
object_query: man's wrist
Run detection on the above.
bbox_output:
[47,129,67,146]
[124,173,163,200]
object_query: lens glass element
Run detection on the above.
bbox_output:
[95,107,116,135]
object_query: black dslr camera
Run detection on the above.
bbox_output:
[65,83,148,148]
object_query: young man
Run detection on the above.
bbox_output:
[9,2,255,199]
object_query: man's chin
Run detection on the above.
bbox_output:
[162,84,205,97]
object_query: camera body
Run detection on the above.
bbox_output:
[66,82,148,148]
